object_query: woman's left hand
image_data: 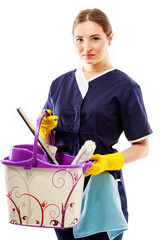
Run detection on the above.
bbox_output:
[85,152,124,177]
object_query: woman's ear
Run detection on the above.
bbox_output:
[108,32,114,46]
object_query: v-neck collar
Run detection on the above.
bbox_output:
[75,67,115,99]
[75,68,89,99]
[82,68,115,82]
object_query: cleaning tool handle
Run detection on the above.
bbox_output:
[32,110,49,166]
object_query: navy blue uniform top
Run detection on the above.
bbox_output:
[44,69,152,155]
[43,69,152,221]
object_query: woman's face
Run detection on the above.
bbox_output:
[73,21,113,66]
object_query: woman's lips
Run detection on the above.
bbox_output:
[83,54,95,59]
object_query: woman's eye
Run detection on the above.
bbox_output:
[76,38,83,42]
[93,37,100,41]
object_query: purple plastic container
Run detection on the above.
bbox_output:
[1,110,93,228]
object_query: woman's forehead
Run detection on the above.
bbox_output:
[74,21,105,37]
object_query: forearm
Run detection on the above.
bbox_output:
[44,133,52,145]
[122,138,150,164]
[85,138,150,176]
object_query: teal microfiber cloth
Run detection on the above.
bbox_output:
[73,172,128,239]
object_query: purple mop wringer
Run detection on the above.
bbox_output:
[1,109,93,228]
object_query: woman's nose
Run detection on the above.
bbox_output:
[83,40,92,52]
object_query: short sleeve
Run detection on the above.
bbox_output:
[43,86,53,111]
[43,75,64,113]
[121,85,152,142]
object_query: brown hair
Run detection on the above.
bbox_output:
[72,8,113,38]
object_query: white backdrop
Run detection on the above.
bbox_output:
[0,0,160,239]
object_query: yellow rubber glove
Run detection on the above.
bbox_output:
[85,152,124,177]
[39,109,58,139]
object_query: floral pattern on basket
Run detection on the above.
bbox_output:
[5,166,84,228]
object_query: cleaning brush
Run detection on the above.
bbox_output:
[71,140,96,165]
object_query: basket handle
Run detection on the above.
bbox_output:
[32,110,49,167]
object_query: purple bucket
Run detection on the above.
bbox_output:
[1,110,93,228]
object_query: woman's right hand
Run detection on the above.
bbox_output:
[39,109,58,139]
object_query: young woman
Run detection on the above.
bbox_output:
[40,8,152,240]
